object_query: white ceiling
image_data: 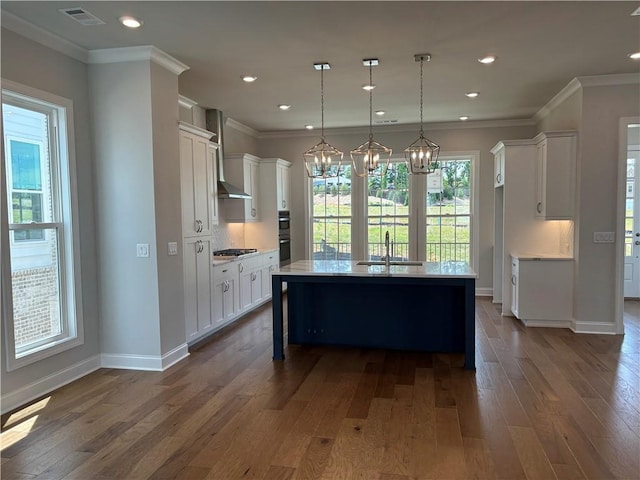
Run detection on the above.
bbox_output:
[2,1,639,132]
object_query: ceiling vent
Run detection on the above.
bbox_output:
[375,119,399,124]
[632,6,640,16]
[59,7,105,26]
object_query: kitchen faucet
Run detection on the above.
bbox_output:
[385,230,390,269]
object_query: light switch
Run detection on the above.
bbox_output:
[593,232,615,243]
[168,242,178,256]
[136,243,150,257]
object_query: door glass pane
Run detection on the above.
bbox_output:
[366,162,409,260]
[10,228,62,350]
[311,165,352,260]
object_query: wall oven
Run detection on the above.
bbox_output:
[278,211,291,266]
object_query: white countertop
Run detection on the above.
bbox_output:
[212,248,278,267]
[511,253,574,261]
[276,260,477,278]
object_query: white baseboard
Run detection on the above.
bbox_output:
[520,318,573,329]
[572,321,618,334]
[0,354,101,415]
[475,287,493,297]
[101,343,189,371]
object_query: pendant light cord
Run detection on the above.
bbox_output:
[320,65,325,141]
[368,63,373,141]
[419,57,424,136]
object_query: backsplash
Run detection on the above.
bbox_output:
[211,219,245,250]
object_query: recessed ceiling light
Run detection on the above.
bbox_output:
[478,56,496,64]
[375,110,385,116]
[629,52,640,60]
[278,104,291,111]
[305,125,314,130]
[362,84,376,91]
[119,16,143,28]
[465,92,479,98]
[460,116,469,121]
[242,75,257,83]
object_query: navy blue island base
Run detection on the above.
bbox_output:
[271,261,476,370]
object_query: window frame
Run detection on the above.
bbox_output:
[1,79,84,371]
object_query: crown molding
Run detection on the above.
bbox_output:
[533,78,582,124]
[256,117,536,139]
[178,95,198,109]
[577,72,640,87]
[1,10,89,63]
[226,117,260,138]
[88,46,189,75]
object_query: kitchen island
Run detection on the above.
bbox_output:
[271,260,477,369]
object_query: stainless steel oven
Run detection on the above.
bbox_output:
[278,211,291,266]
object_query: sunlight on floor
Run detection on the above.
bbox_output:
[2,396,50,429]
[0,396,51,451]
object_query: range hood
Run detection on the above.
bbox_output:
[206,109,252,199]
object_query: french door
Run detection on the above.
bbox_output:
[624,125,640,297]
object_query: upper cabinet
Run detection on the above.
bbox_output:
[208,142,220,226]
[224,153,261,222]
[276,160,291,211]
[179,122,219,237]
[494,147,505,187]
[534,131,577,220]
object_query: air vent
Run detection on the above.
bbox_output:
[375,119,399,124]
[59,7,105,26]
[632,6,640,16]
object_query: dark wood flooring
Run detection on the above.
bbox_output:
[1,297,639,479]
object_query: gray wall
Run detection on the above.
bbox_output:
[0,29,100,392]
[257,123,535,290]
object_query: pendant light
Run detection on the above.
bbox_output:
[404,54,440,174]
[303,62,343,178]
[350,58,391,178]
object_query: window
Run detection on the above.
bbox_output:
[366,160,410,260]
[2,81,83,370]
[311,165,353,260]
[307,152,478,270]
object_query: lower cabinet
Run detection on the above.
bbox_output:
[212,263,238,328]
[261,252,280,299]
[184,237,215,343]
[511,255,573,327]
[238,256,264,312]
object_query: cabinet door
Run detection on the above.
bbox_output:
[208,143,219,226]
[247,160,260,220]
[180,131,213,236]
[184,237,213,342]
[277,163,291,211]
[261,262,279,299]
[535,141,547,218]
[223,276,238,321]
[494,149,505,187]
[239,264,253,311]
[511,258,519,318]
[250,269,262,304]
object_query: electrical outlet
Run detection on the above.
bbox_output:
[168,242,178,256]
[593,232,615,243]
[136,243,150,257]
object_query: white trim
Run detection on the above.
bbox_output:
[0,11,89,63]
[475,288,493,297]
[572,321,618,335]
[226,117,260,138]
[519,318,573,329]
[533,78,581,124]
[88,46,190,75]
[258,118,536,139]
[178,121,216,140]
[616,118,639,334]
[577,73,640,88]
[0,355,101,415]
[178,95,198,109]
[101,343,189,371]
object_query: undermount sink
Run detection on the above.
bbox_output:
[357,260,423,267]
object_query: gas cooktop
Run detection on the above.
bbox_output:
[212,248,258,258]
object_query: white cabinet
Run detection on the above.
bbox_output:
[212,263,238,329]
[261,251,280,299]
[208,142,220,226]
[179,123,218,237]
[494,148,505,187]
[534,131,577,220]
[238,255,263,312]
[183,237,214,343]
[276,161,291,211]
[511,255,573,326]
[223,153,261,222]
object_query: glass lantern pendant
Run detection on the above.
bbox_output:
[351,59,391,178]
[404,54,440,174]
[304,63,342,178]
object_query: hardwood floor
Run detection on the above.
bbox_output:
[2,298,639,479]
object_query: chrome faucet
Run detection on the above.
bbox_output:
[384,230,390,268]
